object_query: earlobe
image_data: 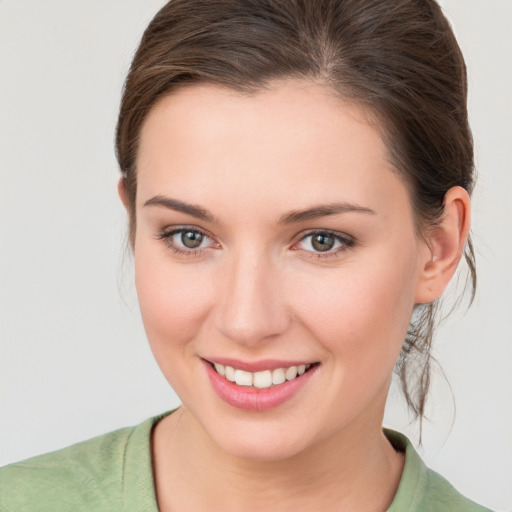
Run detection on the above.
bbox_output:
[117,177,130,211]
[415,186,471,304]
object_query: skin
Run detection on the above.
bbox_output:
[119,80,470,511]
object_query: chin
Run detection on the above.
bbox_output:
[215,431,308,462]
[196,410,322,462]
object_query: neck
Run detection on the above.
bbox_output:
[152,405,404,512]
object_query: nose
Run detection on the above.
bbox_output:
[214,248,291,347]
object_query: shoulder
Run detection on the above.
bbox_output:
[385,429,494,512]
[419,466,493,512]
[0,425,134,511]
[0,415,162,512]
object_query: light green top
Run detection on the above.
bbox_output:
[0,411,492,511]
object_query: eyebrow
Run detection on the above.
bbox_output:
[143,195,216,222]
[143,195,375,224]
[278,202,376,224]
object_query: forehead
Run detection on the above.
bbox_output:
[136,80,410,219]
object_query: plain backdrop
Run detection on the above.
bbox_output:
[0,1,511,511]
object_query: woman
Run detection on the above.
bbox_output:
[0,0,499,510]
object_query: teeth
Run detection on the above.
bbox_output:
[253,370,272,389]
[285,366,298,380]
[214,363,225,376]
[212,362,312,388]
[225,365,236,382]
[272,368,286,385]
[235,369,252,386]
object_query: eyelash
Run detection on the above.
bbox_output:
[156,227,355,259]
[293,230,355,259]
[156,226,217,257]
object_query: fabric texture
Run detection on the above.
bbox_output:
[0,412,492,512]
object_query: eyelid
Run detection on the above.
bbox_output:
[292,229,355,257]
[156,225,220,255]
[156,225,354,259]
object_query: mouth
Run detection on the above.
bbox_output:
[203,359,320,411]
[205,359,320,388]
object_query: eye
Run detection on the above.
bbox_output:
[157,227,218,255]
[296,230,354,256]
[175,230,206,249]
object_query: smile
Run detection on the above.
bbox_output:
[203,358,320,411]
[211,362,313,388]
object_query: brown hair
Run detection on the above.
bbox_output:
[115,0,476,420]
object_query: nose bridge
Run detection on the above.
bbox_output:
[215,244,289,345]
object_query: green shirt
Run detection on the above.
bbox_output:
[0,412,492,511]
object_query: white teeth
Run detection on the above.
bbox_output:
[253,370,272,389]
[235,369,253,386]
[272,368,286,385]
[225,365,236,382]
[285,366,298,380]
[212,362,314,387]
[214,363,225,376]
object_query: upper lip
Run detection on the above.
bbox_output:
[203,357,317,372]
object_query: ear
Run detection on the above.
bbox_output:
[415,186,471,304]
[117,177,130,211]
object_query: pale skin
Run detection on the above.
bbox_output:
[118,80,470,511]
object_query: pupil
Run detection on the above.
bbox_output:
[312,234,334,252]
[181,231,203,249]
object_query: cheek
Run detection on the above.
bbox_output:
[288,253,418,367]
[134,245,214,359]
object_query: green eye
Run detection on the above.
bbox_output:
[180,230,204,249]
[297,231,352,255]
[311,234,335,252]
[157,227,216,254]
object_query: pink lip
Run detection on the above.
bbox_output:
[203,359,319,412]
[203,357,314,373]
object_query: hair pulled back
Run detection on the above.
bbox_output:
[116,0,476,420]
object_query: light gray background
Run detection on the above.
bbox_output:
[0,1,510,510]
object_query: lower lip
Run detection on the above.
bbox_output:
[204,361,318,412]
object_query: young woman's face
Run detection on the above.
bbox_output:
[133,81,431,460]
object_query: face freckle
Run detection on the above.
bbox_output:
[132,80,429,461]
